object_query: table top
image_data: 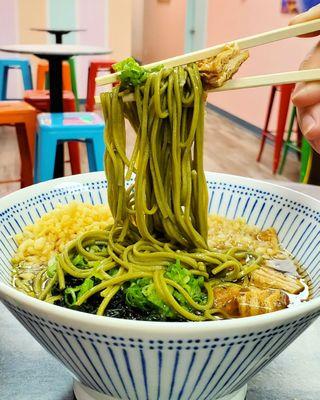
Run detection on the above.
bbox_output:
[31,28,86,34]
[0,44,110,57]
[0,181,319,400]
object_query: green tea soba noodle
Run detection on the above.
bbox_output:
[23,59,265,322]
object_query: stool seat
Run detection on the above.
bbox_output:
[0,101,36,187]
[35,112,105,183]
[38,112,104,131]
[24,89,76,112]
[0,59,33,100]
[0,100,36,114]
[0,58,30,67]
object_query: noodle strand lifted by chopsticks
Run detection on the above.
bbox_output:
[28,63,262,321]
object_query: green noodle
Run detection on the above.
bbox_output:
[15,63,263,321]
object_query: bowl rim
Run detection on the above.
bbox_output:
[0,171,320,334]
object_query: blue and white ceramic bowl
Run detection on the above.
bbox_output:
[0,172,320,400]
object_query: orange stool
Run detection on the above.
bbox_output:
[85,60,117,111]
[23,90,81,175]
[36,60,72,91]
[0,101,36,187]
[257,84,295,174]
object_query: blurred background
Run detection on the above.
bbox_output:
[1,0,320,195]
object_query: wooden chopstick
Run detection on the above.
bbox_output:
[96,19,320,86]
[94,68,320,105]
[209,69,320,92]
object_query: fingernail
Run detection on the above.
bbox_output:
[301,115,315,135]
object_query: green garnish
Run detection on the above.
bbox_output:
[165,260,206,304]
[47,256,57,278]
[124,260,207,320]
[125,277,175,319]
[113,57,163,89]
[64,287,78,307]
[72,254,86,267]
[64,277,94,307]
[78,277,94,297]
[108,267,119,277]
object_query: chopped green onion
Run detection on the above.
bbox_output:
[64,287,78,307]
[47,256,57,278]
[64,278,94,307]
[78,278,94,298]
[113,57,164,89]
[72,254,86,267]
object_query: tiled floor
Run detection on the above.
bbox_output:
[0,107,300,197]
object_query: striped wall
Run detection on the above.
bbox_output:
[47,0,77,45]
[0,1,17,45]
[18,0,47,44]
[0,0,132,98]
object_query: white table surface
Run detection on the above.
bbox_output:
[0,181,319,400]
[0,44,111,57]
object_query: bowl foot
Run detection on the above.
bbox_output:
[73,379,247,400]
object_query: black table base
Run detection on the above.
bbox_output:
[47,56,65,178]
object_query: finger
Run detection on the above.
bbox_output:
[289,5,320,37]
[296,103,320,152]
[292,82,320,107]
[298,42,320,71]
[292,42,320,106]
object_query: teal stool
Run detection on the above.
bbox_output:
[0,59,33,100]
[35,112,105,183]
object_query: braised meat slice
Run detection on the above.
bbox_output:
[197,43,249,89]
[213,285,289,317]
[250,266,304,294]
[238,286,289,317]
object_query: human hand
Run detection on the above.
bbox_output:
[290,5,320,152]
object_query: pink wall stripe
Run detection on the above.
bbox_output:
[0,0,17,45]
[77,0,106,47]
[76,0,109,98]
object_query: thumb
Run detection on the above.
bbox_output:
[292,42,320,101]
[296,103,320,153]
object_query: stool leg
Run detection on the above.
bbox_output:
[24,115,37,164]
[16,123,33,187]
[86,64,99,112]
[278,107,296,175]
[21,64,33,90]
[36,134,58,182]
[273,85,293,174]
[86,135,104,171]
[257,86,276,162]
[62,62,72,91]
[300,138,312,183]
[0,66,9,100]
[36,65,45,90]
[68,142,82,174]
[68,58,79,111]
[34,133,39,183]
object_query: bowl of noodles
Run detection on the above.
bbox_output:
[1,54,320,400]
